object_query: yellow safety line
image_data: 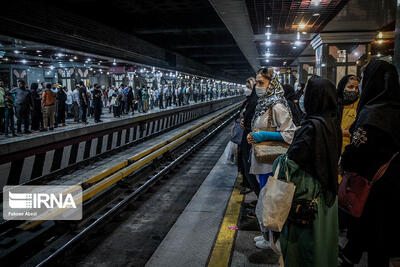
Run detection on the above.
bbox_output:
[208,173,243,267]
[20,104,241,230]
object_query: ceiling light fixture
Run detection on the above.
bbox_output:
[297,32,300,40]
[295,41,301,46]
[74,56,78,60]
[265,24,271,28]
[14,50,20,54]
[378,32,383,39]
[298,23,306,29]
[69,58,74,62]
[311,0,322,5]
[293,46,297,49]
[302,31,307,34]
[265,41,272,46]
[21,59,27,64]
[313,13,320,16]
[266,59,270,63]
[36,50,42,53]
[377,39,383,44]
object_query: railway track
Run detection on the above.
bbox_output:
[0,103,240,266]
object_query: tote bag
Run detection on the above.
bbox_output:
[256,159,296,232]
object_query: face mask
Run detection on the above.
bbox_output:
[244,88,252,96]
[255,86,266,97]
[299,94,305,114]
[343,90,359,105]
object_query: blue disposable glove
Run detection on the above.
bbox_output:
[252,131,284,143]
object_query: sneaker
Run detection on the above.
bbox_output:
[255,239,271,250]
[40,128,48,132]
[240,188,252,195]
[49,127,54,131]
[24,130,32,134]
[246,210,256,219]
[253,235,264,243]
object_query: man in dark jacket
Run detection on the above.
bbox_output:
[93,84,103,122]
[11,80,32,134]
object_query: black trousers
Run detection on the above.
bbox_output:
[81,105,87,122]
[94,101,102,122]
[16,104,29,132]
[240,128,260,196]
[0,107,4,132]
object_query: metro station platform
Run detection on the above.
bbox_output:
[145,147,281,267]
[144,147,375,267]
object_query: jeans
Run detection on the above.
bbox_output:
[4,108,15,135]
[72,102,80,122]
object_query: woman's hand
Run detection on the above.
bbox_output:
[342,129,351,137]
[247,133,255,144]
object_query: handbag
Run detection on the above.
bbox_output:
[339,152,398,218]
[288,195,319,226]
[230,119,244,144]
[253,108,290,164]
[255,158,296,232]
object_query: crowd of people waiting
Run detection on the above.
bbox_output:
[235,60,399,267]
[0,80,235,138]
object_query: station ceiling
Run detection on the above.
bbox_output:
[27,0,255,82]
[0,0,397,81]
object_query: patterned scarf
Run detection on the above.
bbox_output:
[251,76,292,128]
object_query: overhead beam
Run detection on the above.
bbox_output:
[209,0,259,72]
[175,44,237,49]
[135,27,226,34]
[205,60,248,64]
[190,54,240,58]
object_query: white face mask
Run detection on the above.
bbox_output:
[255,86,266,97]
[244,88,252,96]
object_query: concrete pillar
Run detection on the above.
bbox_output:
[310,32,376,84]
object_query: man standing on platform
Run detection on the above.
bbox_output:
[93,84,103,123]
[41,83,56,131]
[0,80,5,133]
[72,86,80,123]
[79,82,89,124]
[12,80,32,134]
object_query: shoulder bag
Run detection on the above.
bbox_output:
[253,108,290,164]
[339,152,399,217]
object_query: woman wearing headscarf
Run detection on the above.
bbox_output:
[274,76,341,267]
[283,84,303,126]
[247,68,296,249]
[337,75,360,153]
[238,77,259,195]
[339,60,400,267]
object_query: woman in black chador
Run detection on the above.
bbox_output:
[340,60,400,267]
